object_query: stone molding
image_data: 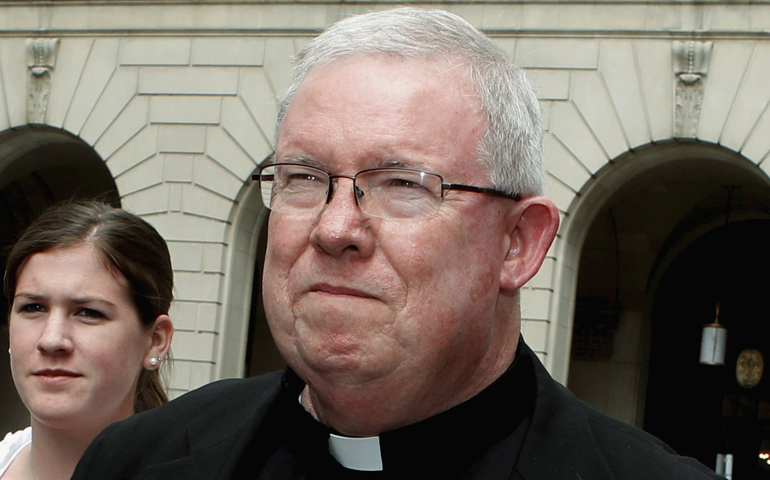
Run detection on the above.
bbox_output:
[25,38,59,124]
[673,41,712,138]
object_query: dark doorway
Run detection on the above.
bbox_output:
[645,219,770,478]
[244,214,286,377]
[0,125,119,434]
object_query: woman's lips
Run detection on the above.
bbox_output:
[33,369,82,386]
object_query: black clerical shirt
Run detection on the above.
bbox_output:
[232,346,536,479]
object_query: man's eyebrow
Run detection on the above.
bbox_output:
[275,154,323,168]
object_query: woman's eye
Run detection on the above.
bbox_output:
[77,308,105,319]
[19,303,45,314]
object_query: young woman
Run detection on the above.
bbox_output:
[0,201,174,480]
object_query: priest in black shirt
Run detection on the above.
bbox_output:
[72,7,723,480]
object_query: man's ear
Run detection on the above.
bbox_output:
[500,196,559,292]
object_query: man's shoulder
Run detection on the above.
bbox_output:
[72,371,285,480]
[580,400,721,479]
[524,352,721,480]
[130,370,283,428]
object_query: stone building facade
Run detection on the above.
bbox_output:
[2,0,770,472]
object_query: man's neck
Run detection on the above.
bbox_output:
[299,330,520,436]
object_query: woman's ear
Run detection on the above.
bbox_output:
[500,196,559,292]
[143,315,173,370]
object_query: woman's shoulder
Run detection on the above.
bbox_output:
[0,427,32,475]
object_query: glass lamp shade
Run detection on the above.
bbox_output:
[700,323,727,365]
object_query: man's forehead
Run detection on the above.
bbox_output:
[293,54,475,102]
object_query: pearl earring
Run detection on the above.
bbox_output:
[150,357,158,366]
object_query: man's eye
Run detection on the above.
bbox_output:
[288,173,322,183]
[389,178,423,188]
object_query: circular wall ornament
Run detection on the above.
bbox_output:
[736,349,764,389]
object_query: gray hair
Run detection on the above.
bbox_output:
[276,7,544,197]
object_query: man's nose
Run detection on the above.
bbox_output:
[37,313,74,355]
[311,177,375,258]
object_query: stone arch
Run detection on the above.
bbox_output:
[216,171,272,379]
[0,124,118,435]
[552,139,770,422]
[549,140,770,383]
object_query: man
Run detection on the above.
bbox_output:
[72,8,721,479]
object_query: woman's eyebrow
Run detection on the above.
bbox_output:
[71,296,118,308]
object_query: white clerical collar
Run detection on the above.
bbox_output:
[299,392,385,471]
[328,433,384,471]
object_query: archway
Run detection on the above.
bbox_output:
[217,173,285,380]
[563,140,770,434]
[646,219,770,477]
[0,125,118,434]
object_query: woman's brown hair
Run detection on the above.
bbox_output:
[4,200,173,412]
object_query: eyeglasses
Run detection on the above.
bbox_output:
[251,162,520,219]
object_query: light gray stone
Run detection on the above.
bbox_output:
[721,44,770,152]
[147,212,228,243]
[121,184,170,215]
[517,39,599,70]
[105,125,158,178]
[158,124,207,153]
[550,100,609,173]
[138,66,238,95]
[114,154,163,196]
[169,301,198,332]
[192,38,265,66]
[521,288,553,321]
[81,66,138,145]
[181,184,234,222]
[0,62,9,131]
[263,38,296,99]
[150,95,222,125]
[197,302,219,332]
[94,96,149,162]
[169,184,184,213]
[545,174,578,214]
[164,154,195,183]
[175,272,221,303]
[0,39,29,128]
[221,96,271,165]
[698,42,753,143]
[529,257,555,290]
[173,330,217,362]
[239,68,278,143]
[46,38,93,128]
[167,241,204,272]
[742,107,770,164]
[193,155,244,201]
[189,362,215,390]
[634,41,673,142]
[571,70,629,160]
[520,318,549,352]
[599,41,651,149]
[121,38,191,66]
[63,38,119,135]
[527,69,570,101]
[544,132,592,192]
[206,125,261,181]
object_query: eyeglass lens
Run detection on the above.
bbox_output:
[258,164,444,219]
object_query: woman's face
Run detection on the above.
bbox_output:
[8,244,154,432]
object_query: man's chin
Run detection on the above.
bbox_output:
[293,345,396,387]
